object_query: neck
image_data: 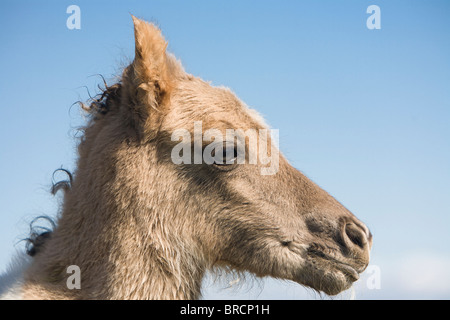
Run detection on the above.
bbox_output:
[21,139,205,299]
[21,202,205,299]
[24,131,207,299]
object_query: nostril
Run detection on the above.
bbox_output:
[344,223,367,249]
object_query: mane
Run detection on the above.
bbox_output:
[23,78,122,258]
[80,78,123,121]
[25,216,55,257]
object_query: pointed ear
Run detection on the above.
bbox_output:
[125,16,172,139]
[132,16,170,92]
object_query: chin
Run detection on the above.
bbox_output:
[295,256,361,296]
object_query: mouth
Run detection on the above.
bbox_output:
[299,249,363,295]
[334,261,360,281]
[313,250,360,280]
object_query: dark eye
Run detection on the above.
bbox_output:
[214,145,237,166]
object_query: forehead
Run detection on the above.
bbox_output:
[166,77,268,133]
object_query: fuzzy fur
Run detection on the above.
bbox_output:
[1,16,372,300]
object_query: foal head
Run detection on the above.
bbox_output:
[65,16,372,297]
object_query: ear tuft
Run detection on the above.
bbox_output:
[131,16,169,91]
[123,16,173,140]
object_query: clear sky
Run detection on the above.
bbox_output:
[0,0,449,299]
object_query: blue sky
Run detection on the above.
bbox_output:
[0,0,449,299]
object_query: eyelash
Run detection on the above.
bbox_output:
[214,146,238,166]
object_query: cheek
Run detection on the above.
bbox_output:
[214,220,308,279]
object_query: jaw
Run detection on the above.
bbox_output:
[277,242,363,296]
[295,257,359,296]
[227,242,364,297]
